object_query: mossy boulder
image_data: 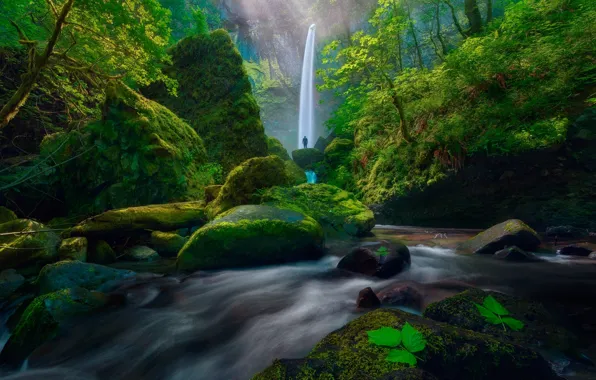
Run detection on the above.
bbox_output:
[58,237,88,262]
[70,201,207,238]
[124,246,160,262]
[291,148,325,169]
[150,231,188,257]
[204,185,223,203]
[267,137,291,161]
[177,205,325,272]
[261,184,375,237]
[423,288,577,353]
[88,240,116,264]
[40,84,212,215]
[0,219,59,271]
[0,206,17,224]
[0,287,109,366]
[324,138,354,167]
[143,29,267,174]
[255,309,558,380]
[459,219,541,254]
[285,160,307,186]
[37,261,135,294]
[206,156,291,219]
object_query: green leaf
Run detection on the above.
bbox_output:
[401,323,426,353]
[367,327,402,347]
[502,317,525,331]
[386,349,417,366]
[377,246,389,256]
[483,295,510,316]
[474,303,501,325]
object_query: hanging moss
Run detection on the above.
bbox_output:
[143,29,268,174]
[40,84,213,215]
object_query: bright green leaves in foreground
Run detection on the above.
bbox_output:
[475,295,525,331]
[367,323,427,366]
[376,246,389,256]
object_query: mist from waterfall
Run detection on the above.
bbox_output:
[298,24,317,149]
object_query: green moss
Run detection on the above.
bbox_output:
[0,206,17,225]
[0,287,108,365]
[70,201,207,238]
[324,138,354,167]
[206,156,291,218]
[41,84,213,215]
[285,160,308,186]
[268,137,291,161]
[177,205,324,272]
[88,240,116,264]
[58,237,88,262]
[205,185,223,203]
[0,219,59,271]
[150,231,188,257]
[459,219,541,254]
[261,184,375,237]
[292,149,325,170]
[143,29,268,174]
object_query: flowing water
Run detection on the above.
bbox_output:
[297,24,317,149]
[2,227,596,380]
[305,170,317,184]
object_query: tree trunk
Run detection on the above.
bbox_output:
[486,0,493,23]
[443,0,467,38]
[391,91,411,142]
[0,0,75,128]
[465,0,483,35]
[406,2,424,69]
[435,2,448,55]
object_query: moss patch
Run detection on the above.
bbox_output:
[150,231,188,258]
[268,137,291,161]
[0,207,17,225]
[261,184,375,237]
[324,138,354,167]
[0,219,59,272]
[292,149,325,170]
[58,237,88,262]
[177,205,324,272]
[459,219,541,254]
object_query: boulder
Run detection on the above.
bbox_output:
[39,83,212,215]
[545,225,589,239]
[262,184,375,237]
[324,138,354,167]
[150,231,188,258]
[314,133,335,152]
[284,160,307,186]
[291,148,324,169]
[206,156,291,219]
[255,308,558,380]
[557,245,592,257]
[124,246,160,262]
[0,219,59,271]
[0,287,109,366]
[356,287,381,310]
[58,237,88,262]
[142,30,268,174]
[0,269,25,299]
[377,282,424,309]
[87,240,116,264]
[267,136,291,161]
[494,246,542,262]
[376,243,411,279]
[337,247,378,276]
[37,261,135,294]
[70,201,207,238]
[177,205,325,272]
[423,288,577,353]
[459,219,541,254]
[0,206,17,224]
[204,185,223,203]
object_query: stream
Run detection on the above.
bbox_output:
[2,226,596,380]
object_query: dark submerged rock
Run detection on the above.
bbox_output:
[494,246,542,262]
[459,219,541,254]
[356,287,381,310]
[337,247,379,276]
[557,245,593,257]
[87,240,116,265]
[37,261,135,294]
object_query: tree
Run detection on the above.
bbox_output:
[192,6,210,36]
[464,0,483,34]
[0,0,175,128]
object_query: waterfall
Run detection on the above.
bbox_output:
[305,170,317,184]
[298,24,316,149]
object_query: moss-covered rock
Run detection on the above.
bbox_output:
[324,138,354,167]
[58,237,88,262]
[88,240,116,264]
[177,205,325,272]
[124,246,160,262]
[423,288,577,353]
[0,206,17,224]
[262,184,375,237]
[268,137,291,161]
[40,83,212,215]
[70,201,207,238]
[0,219,59,271]
[143,29,267,174]
[292,148,325,170]
[205,185,223,204]
[255,309,558,380]
[37,260,135,294]
[206,156,291,219]
[0,287,109,366]
[285,160,307,186]
[459,219,541,254]
[150,231,188,258]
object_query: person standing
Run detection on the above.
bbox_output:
[302,136,308,149]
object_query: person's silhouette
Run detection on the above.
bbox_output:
[302,136,308,149]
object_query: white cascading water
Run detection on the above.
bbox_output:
[298,24,316,149]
